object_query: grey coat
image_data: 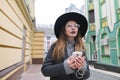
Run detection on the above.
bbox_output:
[41,43,90,80]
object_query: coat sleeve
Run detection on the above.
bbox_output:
[41,44,66,77]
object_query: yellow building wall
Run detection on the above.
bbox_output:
[0,0,34,80]
[32,32,44,64]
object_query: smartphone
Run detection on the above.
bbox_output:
[72,51,83,57]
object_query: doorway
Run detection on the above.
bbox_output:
[117,28,120,65]
[90,35,96,60]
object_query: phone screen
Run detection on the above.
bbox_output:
[72,51,83,57]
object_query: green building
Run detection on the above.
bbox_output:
[85,0,120,72]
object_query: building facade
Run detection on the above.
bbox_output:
[0,0,45,80]
[32,32,44,64]
[85,0,120,71]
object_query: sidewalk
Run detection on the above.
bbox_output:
[20,64,49,80]
[20,64,120,80]
[89,65,120,77]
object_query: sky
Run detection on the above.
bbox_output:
[35,0,84,25]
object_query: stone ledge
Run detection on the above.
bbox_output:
[93,62,120,73]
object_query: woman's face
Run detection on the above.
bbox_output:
[65,20,80,40]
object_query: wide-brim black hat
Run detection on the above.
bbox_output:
[54,12,88,39]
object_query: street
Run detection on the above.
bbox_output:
[20,65,120,80]
[88,66,120,80]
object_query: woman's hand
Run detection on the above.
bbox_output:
[74,56,85,69]
[67,56,85,70]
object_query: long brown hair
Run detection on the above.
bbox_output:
[52,24,85,60]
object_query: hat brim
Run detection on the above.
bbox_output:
[54,12,88,39]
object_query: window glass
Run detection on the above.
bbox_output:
[89,0,93,3]
[118,0,120,8]
[101,2,107,18]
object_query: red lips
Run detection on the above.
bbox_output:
[71,31,76,34]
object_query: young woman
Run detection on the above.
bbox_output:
[41,12,90,80]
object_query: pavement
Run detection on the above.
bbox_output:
[20,64,49,80]
[20,64,120,80]
[88,65,120,80]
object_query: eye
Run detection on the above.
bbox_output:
[66,24,80,28]
[75,24,80,28]
[67,24,72,27]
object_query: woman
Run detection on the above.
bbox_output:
[41,12,90,80]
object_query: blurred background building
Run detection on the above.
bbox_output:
[85,0,120,73]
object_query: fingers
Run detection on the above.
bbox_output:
[67,56,85,70]
[76,56,84,64]
[74,56,85,69]
[67,56,77,69]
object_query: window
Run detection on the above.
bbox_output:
[118,0,120,8]
[89,10,95,23]
[101,2,107,18]
[104,45,110,55]
[47,36,51,40]
[101,34,110,55]
[89,0,93,3]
